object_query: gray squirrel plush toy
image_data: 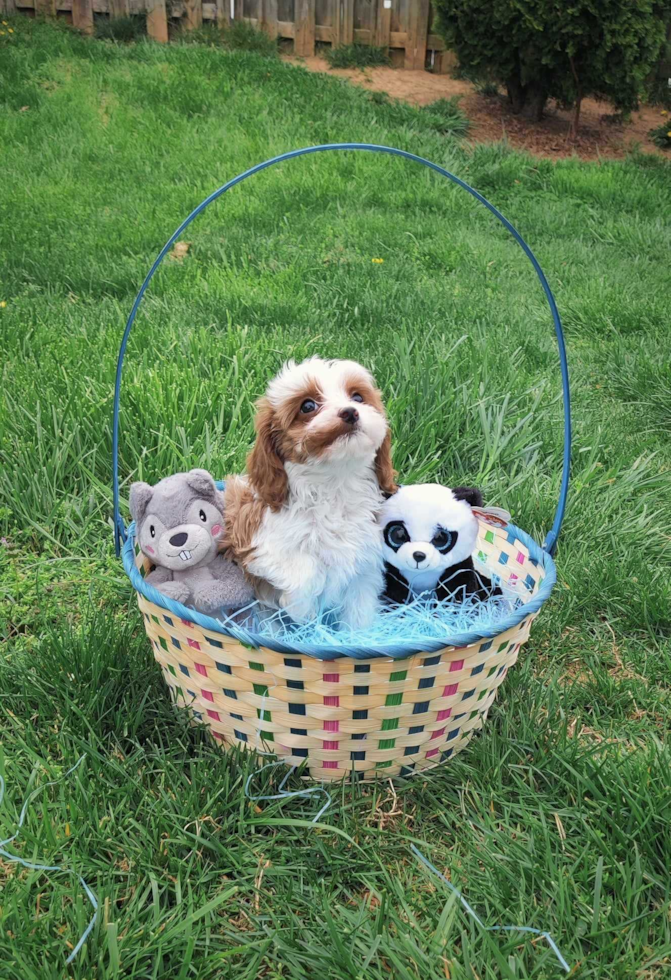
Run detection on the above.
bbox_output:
[129,469,255,613]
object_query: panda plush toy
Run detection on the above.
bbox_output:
[379,483,497,605]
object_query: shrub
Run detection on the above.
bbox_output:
[177,20,278,57]
[223,19,278,56]
[421,96,470,137]
[325,43,391,69]
[648,121,671,147]
[95,14,147,43]
[646,70,671,109]
[432,0,671,130]
[476,80,500,98]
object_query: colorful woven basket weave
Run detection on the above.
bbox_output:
[112,144,571,782]
[122,515,553,779]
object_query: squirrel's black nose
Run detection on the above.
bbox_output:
[170,532,188,547]
[413,551,426,563]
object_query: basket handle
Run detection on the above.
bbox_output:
[113,143,570,557]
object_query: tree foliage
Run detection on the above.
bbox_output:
[433,0,671,126]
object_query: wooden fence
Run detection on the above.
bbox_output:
[1,0,456,71]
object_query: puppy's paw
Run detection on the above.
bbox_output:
[279,590,319,624]
[339,591,379,631]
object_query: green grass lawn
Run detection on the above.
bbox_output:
[1,17,671,980]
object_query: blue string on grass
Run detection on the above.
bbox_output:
[241,768,570,973]
[411,844,571,974]
[244,761,332,823]
[0,756,98,965]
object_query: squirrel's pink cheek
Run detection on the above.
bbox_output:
[145,544,155,555]
[211,524,222,537]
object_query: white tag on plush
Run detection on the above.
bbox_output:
[472,506,511,528]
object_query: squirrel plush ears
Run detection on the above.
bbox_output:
[452,487,484,508]
[129,482,153,524]
[129,469,223,525]
[184,468,219,501]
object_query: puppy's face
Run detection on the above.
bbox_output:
[380,484,479,576]
[268,358,387,463]
[247,358,396,509]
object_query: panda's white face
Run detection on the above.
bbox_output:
[380,484,479,580]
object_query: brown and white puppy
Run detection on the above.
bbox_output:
[224,357,396,628]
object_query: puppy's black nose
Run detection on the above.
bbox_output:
[170,532,188,547]
[338,407,359,425]
[413,551,426,563]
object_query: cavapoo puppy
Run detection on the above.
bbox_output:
[223,357,396,628]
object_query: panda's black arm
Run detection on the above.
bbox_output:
[383,563,411,605]
[437,557,498,603]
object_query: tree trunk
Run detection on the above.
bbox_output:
[506,74,527,114]
[525,83,547,122]
[568,56,582,138]
[506,69,547,120]
[569,97,582,139]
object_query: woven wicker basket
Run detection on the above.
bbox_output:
[123,515,552,780]
[113,144,570,782]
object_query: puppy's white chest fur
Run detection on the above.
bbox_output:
[248,461,384,621]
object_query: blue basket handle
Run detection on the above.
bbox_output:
[113,143,570,557]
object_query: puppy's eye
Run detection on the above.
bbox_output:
[300,399,317,414]
[351,392,364,403]
[150,525,156,538]
[385,522,409,549]
[432,529,455,553]
[199,509,207,522]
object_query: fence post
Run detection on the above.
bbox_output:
[438,48,457,74]
[294,0,315,55]
[184,0,203,29]
[261,0,278,39]
[405,0,429,69]
[340,0,353,45]
[35,0,56,16]
[216,0,229,27]
[146,0,169,41]
[375,0,391,50]
[110,0,130,17]
[330,0,340,47]
[72,0,94,32]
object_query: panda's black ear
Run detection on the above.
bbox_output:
[452,486,483,508]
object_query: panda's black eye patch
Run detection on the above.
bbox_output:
[384,522,409,550]
[433,528,456,554]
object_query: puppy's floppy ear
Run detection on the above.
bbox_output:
[247,396,289,512]
[374,431,397,497]
[186,468,218,503]
[452,486,483,508]
[129,482,153,524]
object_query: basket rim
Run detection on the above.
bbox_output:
[123,518,556,661]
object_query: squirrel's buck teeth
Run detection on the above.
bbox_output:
[179,550,192,562]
